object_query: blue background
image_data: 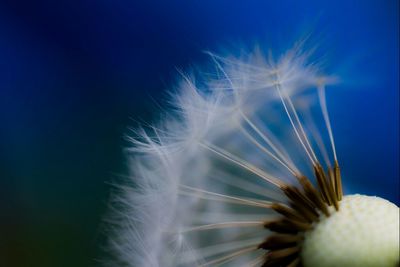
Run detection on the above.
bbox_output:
[0,1,398,266]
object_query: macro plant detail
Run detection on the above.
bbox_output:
[107,43,399,267]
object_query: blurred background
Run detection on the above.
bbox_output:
[0,0,398,266]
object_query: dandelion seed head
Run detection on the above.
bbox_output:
[106,40,399,267]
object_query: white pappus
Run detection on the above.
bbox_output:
[106,41,399,267]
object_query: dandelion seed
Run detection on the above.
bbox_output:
[107,42,399,267]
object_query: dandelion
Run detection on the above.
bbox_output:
[107,42,399,267]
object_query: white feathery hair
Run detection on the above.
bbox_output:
[107,41,339,267]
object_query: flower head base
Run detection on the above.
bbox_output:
[107,43,399,267]
[302,195,399,267]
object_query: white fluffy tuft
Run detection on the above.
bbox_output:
[107,43,338,267]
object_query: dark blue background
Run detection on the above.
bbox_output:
[0,1,398,266]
